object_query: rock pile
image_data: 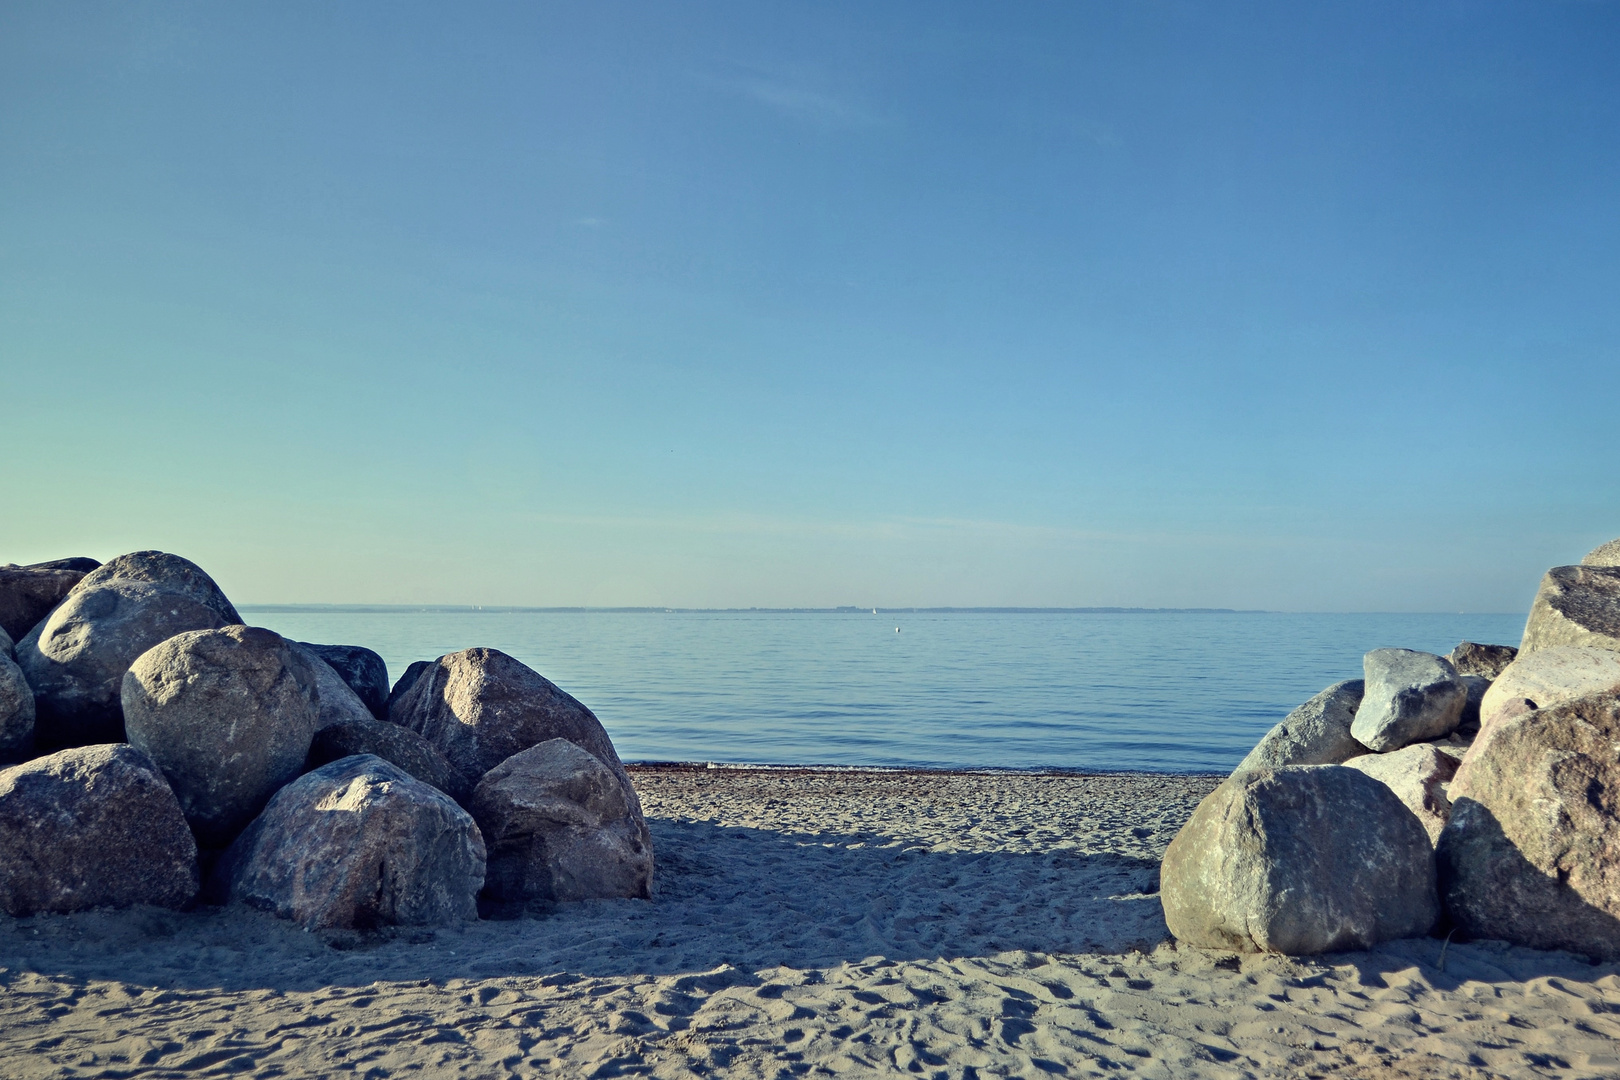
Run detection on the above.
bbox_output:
[1164,534,1620,959]
[0,550,652,929]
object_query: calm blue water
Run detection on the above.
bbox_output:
[238,608,1524,774]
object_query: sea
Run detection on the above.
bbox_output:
[239,607,1525,775]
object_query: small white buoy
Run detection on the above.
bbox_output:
[895,627,900,633]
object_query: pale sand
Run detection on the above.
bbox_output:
[2,766,1618,1079]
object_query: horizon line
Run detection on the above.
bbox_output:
[237,603,1523,616]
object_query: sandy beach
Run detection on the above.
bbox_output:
[2,766,1618,1079]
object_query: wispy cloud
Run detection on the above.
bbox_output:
[702,66,891,130]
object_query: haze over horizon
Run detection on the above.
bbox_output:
[4,2,1618,613]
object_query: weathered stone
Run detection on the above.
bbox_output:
[387,660,432,716]
[0,623,12,659]
[0,652,35,764]
[1478,646,1620,735]
[0,559,97,643]
[1582,539,1620,568]
[0,744,197,915]
[299,643,389,721]
[469,740,653,905]
[1234,680,1366,774]
[1457,674,1489,737]
[217,755,485,930]
[1447,641,1517,679]
[1344,744,1458,844]
[390,648,637,808]
[289,644,376,732]
[1521,564,1620,654]
[307,718,471,803]
[1438,694,1620,959]
[1351,649,1466,752]
[1161,765,1438,954]
[16,551,242,749]
[122,626,319,847]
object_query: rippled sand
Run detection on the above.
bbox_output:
[2,767,1617,1078]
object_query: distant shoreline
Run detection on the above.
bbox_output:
[237,603,1518,615]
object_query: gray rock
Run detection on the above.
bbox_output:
[217,755,485,930]
[16,551,242,749]
[1457,674,1489,737]
[1234,680,1366,774]
[1582,539,1620,568]
[1446,641,1518,679]
[298,643,389,721]
[0,744,197,915]
[1478,646,1620,736]
[1521,564,1620,654]
[390,648,638,809]
[469,739,653,905]
[0,623,12,659]
[1161,765,1438,954]
[1351,649,1466,752]
[0,558,97,643]
[1343,744,1459,844]
[387,660,432,716]
[289,643,377,732]
[122,626,320,847]
[307,717,471,803]
[0,652,35,764]
[1438,693,1620,960]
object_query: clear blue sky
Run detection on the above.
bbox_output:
[3,2,1617,611]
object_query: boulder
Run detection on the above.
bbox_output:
[15,551,242,749]
[1520,564,1620,654]
[1350,649,1466,752]
[307,717,471,803]
[1458,674,1489,737]
[387,659,432,716]
[0,744,198,915]
[0,558,97,643]
[1447,641,1518,679]
[298,643,389,721]
[1161,765,1438,954]
[1478,646,1620,735]
[122,626,320,847]
[1233,680,1366,773]
[0,623,12,659]
[1343,744,1458,844]
[1438,694,1620,960]
[0,652,35,764]
[390,648,638,807]
[469,739,653,905]
[216,755,485,930]
[1582,539,1620,568]
[289,644,377,732]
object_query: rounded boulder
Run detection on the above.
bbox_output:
[123,626,319,847]
[0,744,198,915]
[15,551,241,749]
[1162,765,1439,954]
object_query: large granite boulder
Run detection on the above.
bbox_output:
[1234,680,1365,773]
[122,626,319,847]
[15,551,242,749]
[0,558,98,642]
[288,644,376,732]
[0,651,35,764]
[1447,641,1517,679]
[390,648,637,806]
[1478,646,1620,736]
[1351,649,1466,752]
[216,755,485,930]
[299,643,389,721]
[1520,564,1620,654]
[1344,744,1458,844]
[386,660,432,716]
[0,744,198,915]
[1582,539,1620,568]
[1162,765,1438,954]
[1438,694,1620,960]
[470,739,653,905]
[307,717,471,803]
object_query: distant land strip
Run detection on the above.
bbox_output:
[238,604,1262,614]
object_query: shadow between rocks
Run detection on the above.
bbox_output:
[0,817,1166,993]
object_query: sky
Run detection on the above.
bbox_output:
[2,1,1618,611]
